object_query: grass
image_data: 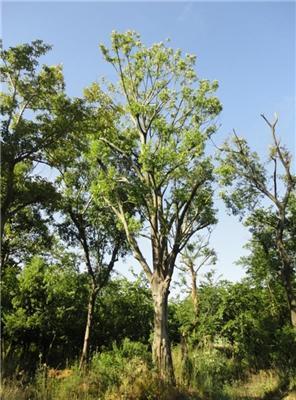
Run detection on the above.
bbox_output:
[0,366,197,400]
[1,367,295,400]
[224,370,280,399]
[1,342,295,400]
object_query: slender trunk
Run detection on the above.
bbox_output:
[282,270,296,328]
[190,269,199,317]
[289,296,296,328]
[276,228,296,328]
[1,213,7,245]
[151,276,175,385]
[79,285,97,369]
[1,163,15,243]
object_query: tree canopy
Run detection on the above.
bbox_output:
[1,34,295,398]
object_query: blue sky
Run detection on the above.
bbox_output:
[2,1,295,286]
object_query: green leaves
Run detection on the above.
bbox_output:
[216,134,267,214]
[87,32,222,281]
[217,117,296,328]
[0,40,52,83]
[3,254,89,366]
[1,40,89,274]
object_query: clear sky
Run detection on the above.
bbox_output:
[2,1,295,286]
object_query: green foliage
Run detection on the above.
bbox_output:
[171,277,296,375]
[1,341,191,400]
[88,30,221,264]
[272,325,296,374]
[1,36,294,399]
[174,344,238,399]
[241,196,296,295]
[94,278,153,347]
[86,33,222,381]
[216,135,267,215]
[1,39,85,268]
[2,255,88,375]
[216,118,296,328]
[90,339,152,393]
[2,269,154,376]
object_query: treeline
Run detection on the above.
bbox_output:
[1,32,295,399]
[2,262,294,373]
[2,263,295,396]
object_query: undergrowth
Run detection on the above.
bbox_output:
[1,339,295,400]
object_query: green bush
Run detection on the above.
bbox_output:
[272,325,296,374]
[173,343,241,399]
[90,338,152,392]
[114,338,152,364]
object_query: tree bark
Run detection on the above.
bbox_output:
[189,268,199,317]
[151,275,175,385]
[79,284,97,369]
[282,269,296,328]
[288,293,296,328]
[1,163,15,243]
[276,220,296,329]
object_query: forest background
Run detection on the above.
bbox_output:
[1,1,295,400]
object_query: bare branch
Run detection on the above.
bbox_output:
[109,199,153,281]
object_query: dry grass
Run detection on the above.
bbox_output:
[0,381,36,400]
[47,368,72,379]
[1,367,295,400]
[224,369,290,399]
[284,393,296,400]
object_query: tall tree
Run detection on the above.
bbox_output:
[0,40,84,246]
[217,114,296,327]
[179,232,217,318]
[55,158,127,369]
[88,31,222,382]
[2,251,88,375]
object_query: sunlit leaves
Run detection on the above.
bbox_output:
[90,31,222,262]
[216,135,268,213]
[217,117,296,326]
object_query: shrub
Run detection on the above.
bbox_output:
[173,343,241,399]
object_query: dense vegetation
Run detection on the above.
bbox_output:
[1,33,295,399]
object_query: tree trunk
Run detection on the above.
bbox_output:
[276,232,296,328]
[1,164,14,243]
[190,269,199,317]
[290,300,296,328]
[79,285,97,369]
[282,271,296,328]
[151,276,175,385]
